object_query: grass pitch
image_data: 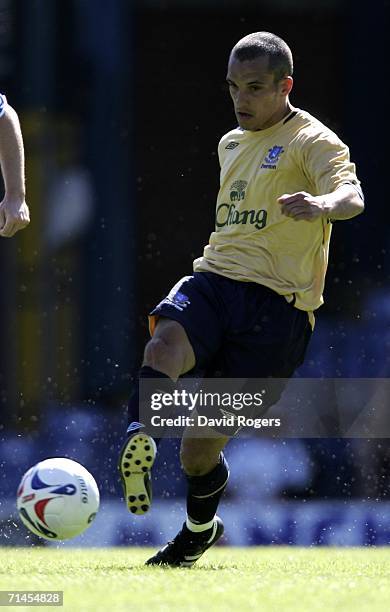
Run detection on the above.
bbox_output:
[0,547,390,611]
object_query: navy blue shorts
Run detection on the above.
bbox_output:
[149,272,311,377]
[149,272,312,431]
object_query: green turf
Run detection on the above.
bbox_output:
[0,547,389,611]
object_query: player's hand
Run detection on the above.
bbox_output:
[0,196,30,237]
[278,191,326,222]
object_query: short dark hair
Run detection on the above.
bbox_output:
[231,32,293,82]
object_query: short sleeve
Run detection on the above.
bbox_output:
[217,135,227,168]
[301,132,361,196]
[0,93,7,117]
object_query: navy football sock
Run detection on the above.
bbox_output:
[185,453,229,531]
[127,365,174,445]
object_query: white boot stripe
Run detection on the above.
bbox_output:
[206,520,218,544]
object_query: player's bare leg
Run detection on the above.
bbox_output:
[146,417,229,566]
[180,419,229,476]
[143,317,196,379]
[119,315,229,564]
[118,318,195,515]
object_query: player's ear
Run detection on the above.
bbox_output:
[279,76,293,96]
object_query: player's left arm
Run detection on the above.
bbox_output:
[0,94,30,238]
[278,130,364,222]
[278,183,364,222]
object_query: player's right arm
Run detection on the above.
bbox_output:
[0,94,30,238]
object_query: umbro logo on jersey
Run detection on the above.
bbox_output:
[225,141,239,150]
[261,145,284,169]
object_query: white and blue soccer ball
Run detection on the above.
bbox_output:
[16,457,100,541]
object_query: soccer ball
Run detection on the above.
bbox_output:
[16,457,100,541]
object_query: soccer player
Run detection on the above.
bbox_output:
[0,93,29,238]
[118,32,364,566]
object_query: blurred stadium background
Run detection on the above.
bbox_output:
[0,0,389,548]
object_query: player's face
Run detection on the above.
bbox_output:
[226,55,292,131]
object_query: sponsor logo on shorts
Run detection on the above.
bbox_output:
[165,291,191,312]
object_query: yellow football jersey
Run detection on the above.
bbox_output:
[193,107,361,316]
